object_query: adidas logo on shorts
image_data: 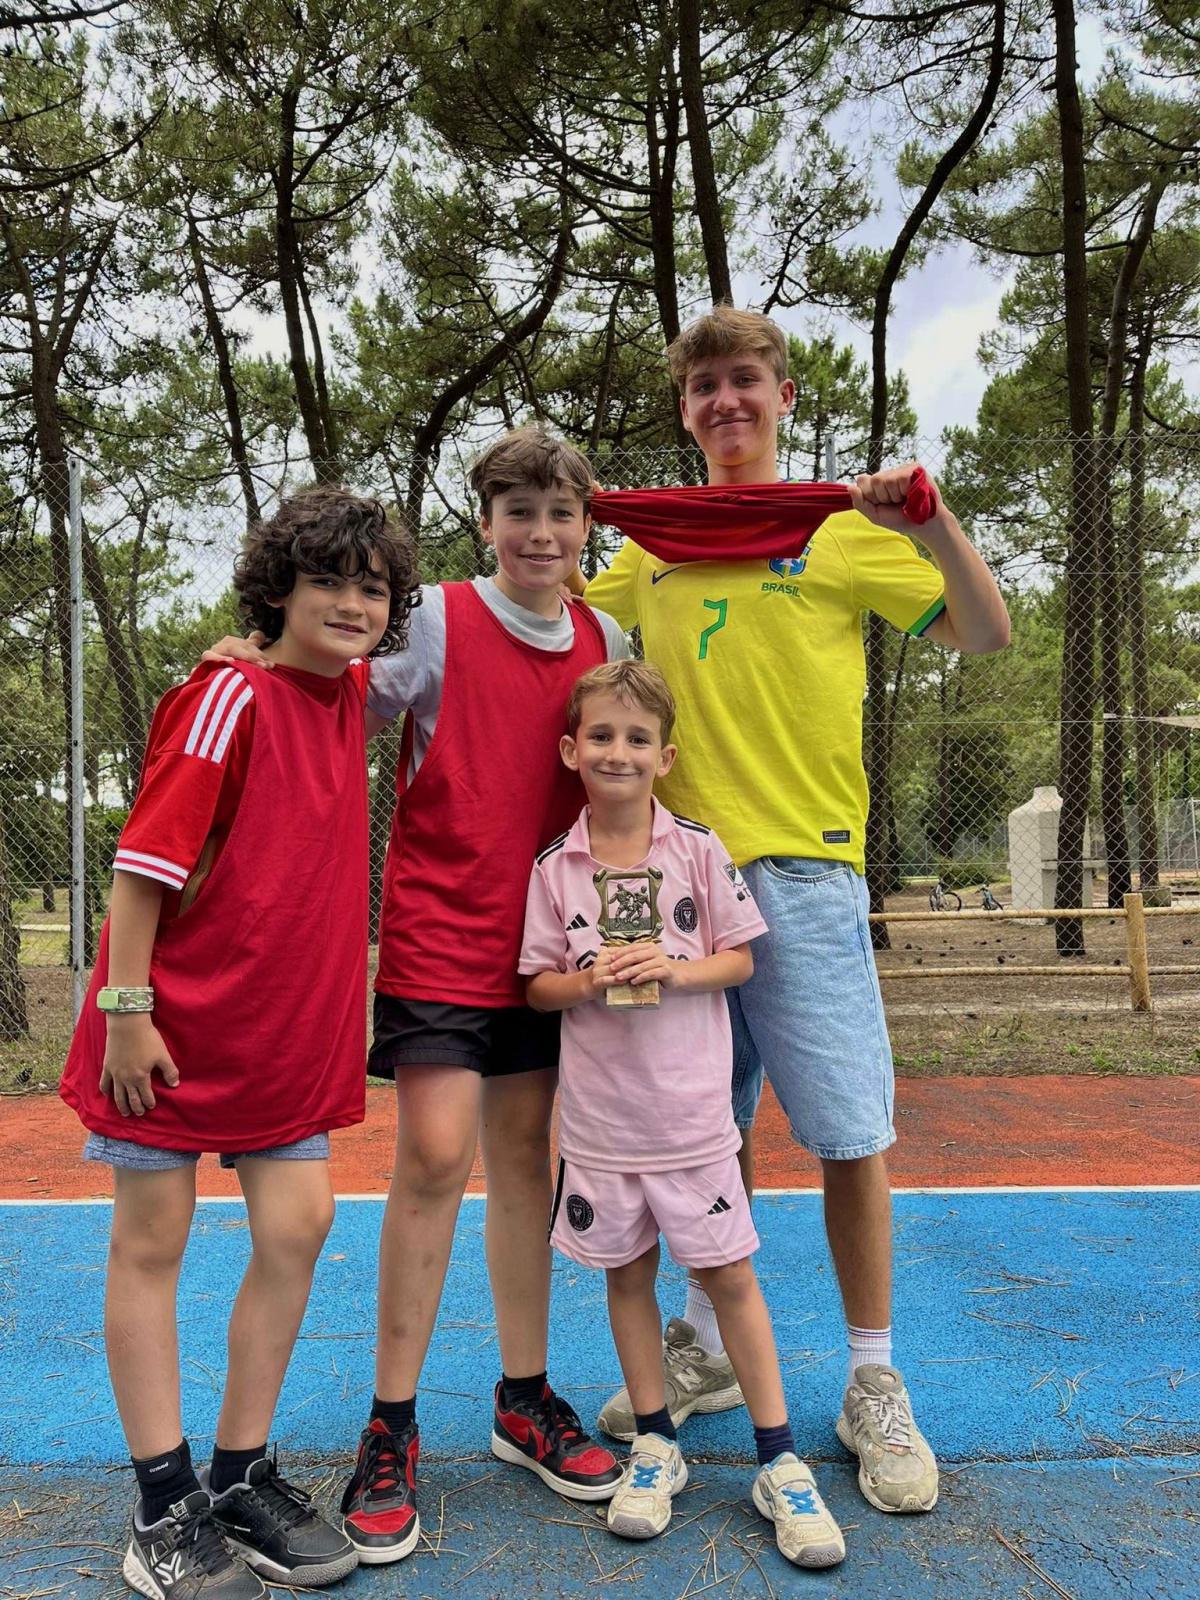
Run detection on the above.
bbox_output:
[707,1196,732,1215]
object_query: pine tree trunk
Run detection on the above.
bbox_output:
[186,208,262,527]
[1051,0,1100,957]
[1096,454,1132,906]
[1125,324,1159,890]
[861,0,1008,948]
[679,0,732,305]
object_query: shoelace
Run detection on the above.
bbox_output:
[780,1483,818,1516]
[630,1458,663,1490]
[165,1505,234,1578]
[359,1431,406,1501]
[243,1463,315,1531]
[862,1390,914,1449]
[540,1392,584,1450]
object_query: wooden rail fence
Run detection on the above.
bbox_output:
[869,894,1200,1011]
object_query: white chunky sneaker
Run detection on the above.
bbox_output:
[597,1319,743,1442]
[836,1364,939,1513]
[751,1454,845,1567]
[606,1434,688,1540]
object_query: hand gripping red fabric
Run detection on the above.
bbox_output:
[590,467,938,564]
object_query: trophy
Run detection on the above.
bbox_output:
[593,867,664,1008]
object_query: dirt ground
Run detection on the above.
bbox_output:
[6,886,1199,1092]
[875,883,1200,1076]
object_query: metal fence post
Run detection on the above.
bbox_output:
[68,454,86,1020]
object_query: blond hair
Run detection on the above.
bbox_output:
[567,660,677,743]
[469,425,594,515]
[667,305,789,389]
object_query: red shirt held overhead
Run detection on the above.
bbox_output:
[589,470,938,563]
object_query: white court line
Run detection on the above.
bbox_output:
[3,1183,1198,1207]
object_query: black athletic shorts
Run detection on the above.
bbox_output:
[368,994,561,1079]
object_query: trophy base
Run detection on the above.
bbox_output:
[607,980,660,1009]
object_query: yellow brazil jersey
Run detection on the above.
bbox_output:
[584,510,945,872]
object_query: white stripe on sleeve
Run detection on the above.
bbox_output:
[184,667,234,755]
[210,683,254,764]
[114,849,189,890]
[195,671,245,760]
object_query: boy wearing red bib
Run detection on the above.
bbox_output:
[60,490,418,1600]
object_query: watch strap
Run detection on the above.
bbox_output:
[96,986,155,1014]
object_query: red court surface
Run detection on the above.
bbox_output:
[5,1073,1197,1198]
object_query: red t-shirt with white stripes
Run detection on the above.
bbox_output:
[116,661,368,914]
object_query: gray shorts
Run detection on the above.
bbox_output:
[82,1132,331,1171]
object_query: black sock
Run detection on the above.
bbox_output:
[133,1440,202,1525]
[634,1407,677,1441]
[500,1371,547,1409]
[371,1394,416,1436]
[754,1422,796,1466]
[208,1443,267,1496]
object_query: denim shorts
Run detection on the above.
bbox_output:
[728,857,895,1162]
[82,1132,331,1171]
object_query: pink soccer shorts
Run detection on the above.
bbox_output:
[550,1150,759,1270]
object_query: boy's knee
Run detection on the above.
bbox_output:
[400,1132,476,1198]
[253,1195,334,1268]
[694,1257,756,1302]
[481,1094,555,1166]
[485,1121,551,1176]
[109,1210,192,1276]
[607,1247,659,1295]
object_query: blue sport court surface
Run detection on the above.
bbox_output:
[1,1189,1197,1598]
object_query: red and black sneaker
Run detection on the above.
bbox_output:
[339,1418,420,1565]
[491,1381,623,1502]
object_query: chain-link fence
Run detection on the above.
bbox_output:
[5,432,1200,1050]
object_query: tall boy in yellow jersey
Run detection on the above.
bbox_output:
[583,306,1009,1517]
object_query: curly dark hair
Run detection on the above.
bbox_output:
[233,486,420,656]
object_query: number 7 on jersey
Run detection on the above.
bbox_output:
[698,598,728,660]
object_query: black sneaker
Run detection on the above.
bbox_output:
[206,1455,358,1587]
[339,1417,420,1564]
[491,1381,623,1501]
[122,1489,265,1600]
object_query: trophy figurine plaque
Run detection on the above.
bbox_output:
[593,867,664,1008]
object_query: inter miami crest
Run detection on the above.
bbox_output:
[673,896,698,934]
[566,1194,594,1232]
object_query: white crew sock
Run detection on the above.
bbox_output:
[846,1324,892,1389]
[684,1279,725,1357]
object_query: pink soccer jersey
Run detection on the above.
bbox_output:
[519,800,768,1173]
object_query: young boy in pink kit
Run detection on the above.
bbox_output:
[520,661,846,1567]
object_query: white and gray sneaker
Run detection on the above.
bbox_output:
[123,1490,266,1600]
[597,1318,743,1441]
[836,1364,939,1513]
[606,1434,688,1540]
[752,1454,845,1567]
